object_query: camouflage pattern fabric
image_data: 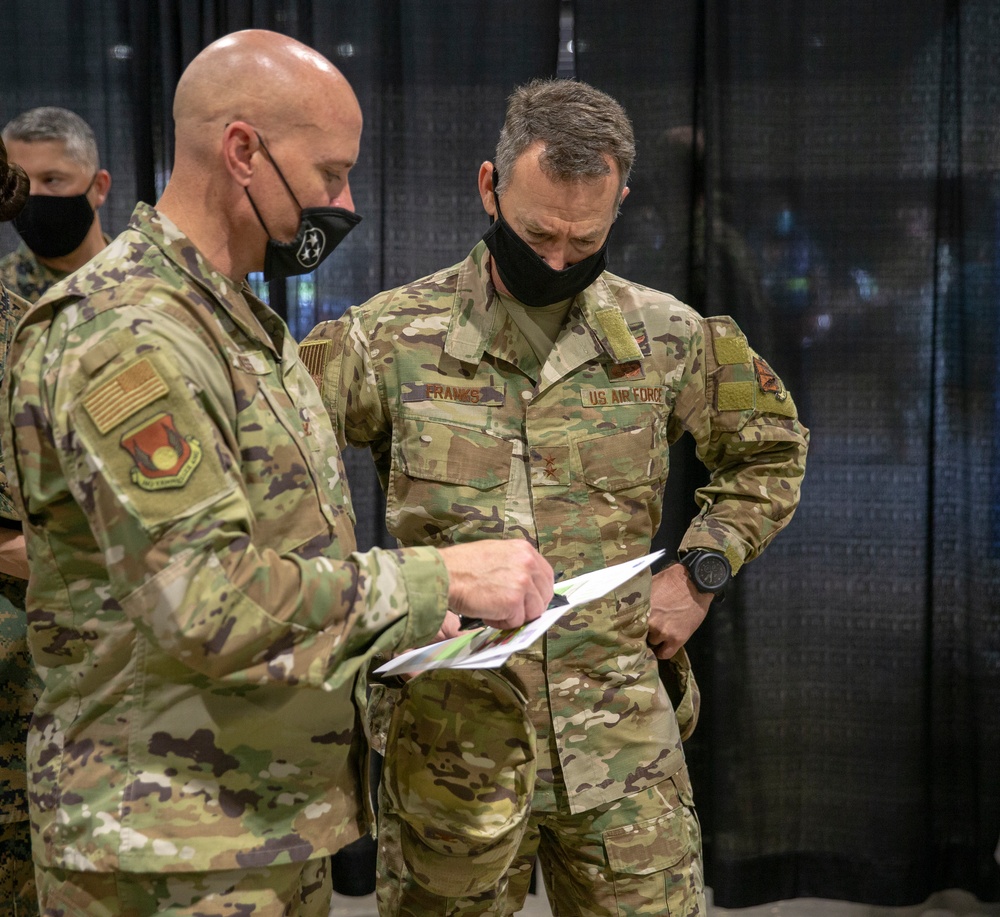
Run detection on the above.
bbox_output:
[0,282,30,522]
[0,203,451,876]
[0,819,37,916]
[35,857,331,916]
[661,646,700,742]
[0,242,72,304]
[376,765,705,917]
[383,668,536,898]
[301,241,807,915]
[0,574,33,821]
[0,281,41,917]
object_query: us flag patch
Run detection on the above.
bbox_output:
[83,358,169,434]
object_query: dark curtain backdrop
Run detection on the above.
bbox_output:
[2,0,998,907]
[575,0,1000,906]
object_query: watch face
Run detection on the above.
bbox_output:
[696,554,730,589]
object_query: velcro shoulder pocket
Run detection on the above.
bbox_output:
[71,344,232,529]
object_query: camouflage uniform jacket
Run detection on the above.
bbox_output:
[0,235,115,305]
[0,281,40,827]
[0,204,449,872]
[0,241,72,303]
[302,242,808,815]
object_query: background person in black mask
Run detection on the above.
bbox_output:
[0,106,112,302]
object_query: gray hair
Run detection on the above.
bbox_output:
[1,107,100,172]
[494,79,635,199]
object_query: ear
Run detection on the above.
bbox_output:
[477,161,497,218]
[90,169,112,208]
[619,186,630,206]
[223,121,259,187]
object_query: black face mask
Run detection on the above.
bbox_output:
[14,178,96,259]
[245,133,362,282]
[481,166,614,308]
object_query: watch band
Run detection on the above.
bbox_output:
[679,549,732,595]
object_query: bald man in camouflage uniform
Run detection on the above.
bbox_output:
[302,79,808,917]
[1,31,552,917]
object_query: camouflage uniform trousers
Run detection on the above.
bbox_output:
[34,858,332,917]
[376,765,705,917]
[0,819,38,916]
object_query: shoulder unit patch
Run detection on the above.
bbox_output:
[120,411,203,491]
[753,355,787,400]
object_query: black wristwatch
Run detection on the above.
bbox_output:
[679,549,731,595]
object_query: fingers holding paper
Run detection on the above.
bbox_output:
[439,540,555,630]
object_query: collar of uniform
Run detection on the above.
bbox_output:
[15,231,116,291]
[443,241,503,365]
[129,203,282,359]
[444,242,643,388]
[443,242,600,368]
[535,271,640,392]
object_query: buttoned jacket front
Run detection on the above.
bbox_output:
[304,241,808,813]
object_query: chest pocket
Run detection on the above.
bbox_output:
[388,419,513,547]
[577,424,667,492]
[576,423,668,566]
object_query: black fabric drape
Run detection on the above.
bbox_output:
[2,0,999,908]
[576,0,1000,906]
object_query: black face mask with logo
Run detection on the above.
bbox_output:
[14,176,97,259]
[245,133,361,282]
[481,165,614,308]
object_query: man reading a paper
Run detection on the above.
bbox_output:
[301,78,808,916]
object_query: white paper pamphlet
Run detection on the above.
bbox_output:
[373,549,665,677]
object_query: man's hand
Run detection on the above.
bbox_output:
[439,540,554,631]
[0,529,30,581]
[647,562,713,659]
[434,610,463,642]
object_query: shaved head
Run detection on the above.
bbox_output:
[174,29,359,154]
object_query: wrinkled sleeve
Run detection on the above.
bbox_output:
[673,314,809,573]
[5,306,447,692]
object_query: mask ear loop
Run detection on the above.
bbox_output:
[244,187,274,237]
[244,130,304,238]
[489,164,501,225]
[255,132,305,212]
